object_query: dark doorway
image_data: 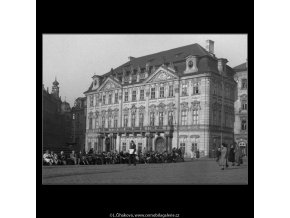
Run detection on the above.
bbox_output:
[155,137,165,153]
[105,138,110,152]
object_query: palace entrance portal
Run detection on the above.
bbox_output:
[155,137,166,153]
[105,138,110,152]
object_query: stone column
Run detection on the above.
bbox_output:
[102,136,106,152]
[145,87,149,126]
[152,133,158,151]
[116,134,120,152]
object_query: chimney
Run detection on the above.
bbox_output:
[218,58,228,75]
[137,66,141,82]
[122,68,126,84]
[206,40,214,54]
[145,62,150,78]
[128,56,135,61]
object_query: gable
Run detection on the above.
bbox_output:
[144,66,178,83]
[97,77,121,92]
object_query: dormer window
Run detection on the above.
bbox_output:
[184,55,198,74]
[94,80,97,86]
[188,61,193,68]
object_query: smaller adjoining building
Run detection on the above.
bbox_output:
[233,60,248,156]
[43,78,73,153]
[71,97,87,152]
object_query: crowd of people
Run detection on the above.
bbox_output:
[43,141,186,166]
[43,141,245,169]
[215,143,245,170]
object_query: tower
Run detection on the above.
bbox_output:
[51,77,59,98]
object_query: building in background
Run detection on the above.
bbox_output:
[42,78,72,152]
[233,60,248,156]
[71,97,87,152]
[84,40,236,158]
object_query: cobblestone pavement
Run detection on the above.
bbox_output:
[42,158,248,185]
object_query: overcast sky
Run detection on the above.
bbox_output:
[43,34,247,106]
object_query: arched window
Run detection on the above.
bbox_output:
[181,110,187,125]
[241,119,247,130]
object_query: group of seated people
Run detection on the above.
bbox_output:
[43,147,185,166]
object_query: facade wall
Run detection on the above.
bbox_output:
[85,68,235,158]
[234,69,248,155]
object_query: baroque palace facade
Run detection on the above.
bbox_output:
[84,40,236,158]
[233,61,248,155]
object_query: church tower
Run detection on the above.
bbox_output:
[51,77,60,98]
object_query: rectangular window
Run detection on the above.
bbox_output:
[108,94,112,104]
[132,90,137,101]
[181,110,187,125]
[124,114,128,127]
[140,90,144,100]
[218,110,221,124]
[115,93,118,104]
[125,92,128,102]
[151,87,155,99]
[108,117,111,128]
[180,143,185,154]
[95,95,98,106]
[159,112,163,126]
[168,111,173,125]
[182,84,187,96]
[150,112,155,126]
[193,83,199,95]
[159,87,164,98]
[241,120,247,130]
[90,96,93,107]
[139,113,144,127]
[213,111,217,125]
[192,143,197,152]
[89,118,92,129]
[114,116,118,128]
[102,117,105,128]
[102,95,106,105]
[138,143,142,153]
[131,113,135,127]
[122,143,126,152]
[169,85,174,97]
[242,100,247,110]
[192,109,199,125]
[241,79,248,89]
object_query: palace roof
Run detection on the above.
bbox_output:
[233,62,247,72]
[84,43,235,94]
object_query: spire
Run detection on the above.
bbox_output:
[53,76,59,86]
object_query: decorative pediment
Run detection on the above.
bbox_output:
[240,94,247,100]
[180,102,189,110]
[123,107,129,114]
[167,102,175,109]
[144,66,178,83]
[191,101,201,110]
[98,77,122,92]
[131,104,137,114]
[138,105,146,112]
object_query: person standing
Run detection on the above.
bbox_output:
[216,147,221,163]
[219,143,227,170]
[228,144,236,166]
[235,144,242,166]
[129,140,137,166]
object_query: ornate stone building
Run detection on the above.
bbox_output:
[233,60,248,155]
[43,78,72,149]
[71,97,87,152]
[84,40,236,157]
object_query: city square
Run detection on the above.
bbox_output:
[42,158,248,185]
[43,35,248,185]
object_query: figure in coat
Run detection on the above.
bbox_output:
[219,144,228,170]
